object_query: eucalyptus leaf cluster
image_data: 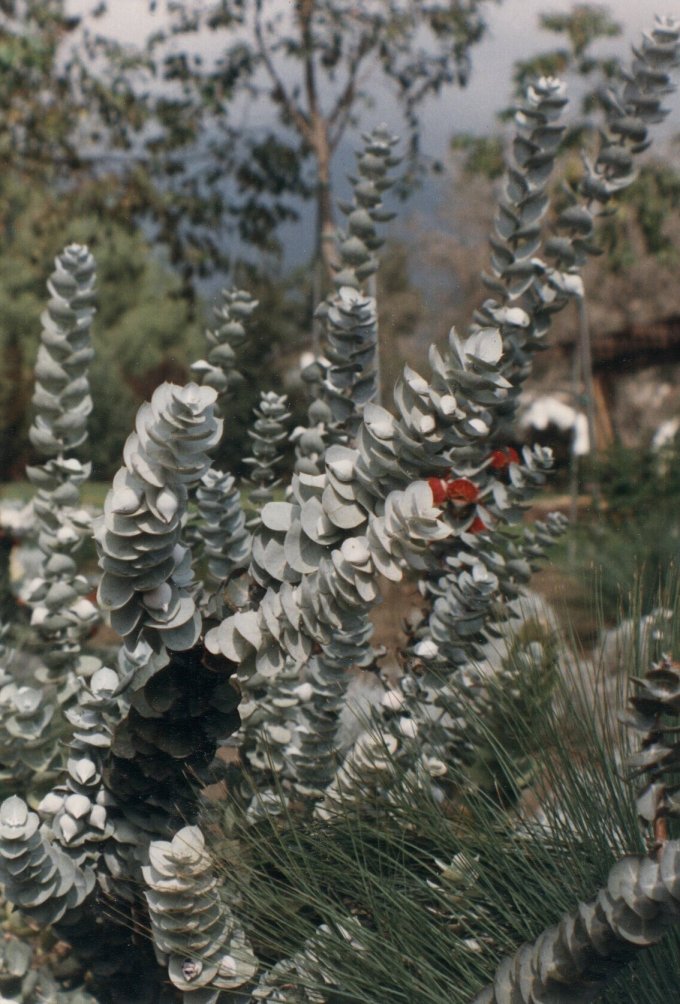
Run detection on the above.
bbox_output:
[317,286,378,439]
[0,657,123,931]
[205,19,678,816]
[0,933,97,1004]
[316,126,400,436]
[249,916,366,1004]
[262,129,400,791]
[551,16,680,270]
[621,654,680,838]
[0,682,61,787]
[421,511,568,672]
[25,245,99,692]
[0,367,242,996]
[333,125,400,290]
[207,233,560,802]
[0,245,101,804]
[95,382,222,654]
[322,514,566,818]
[219,46,680,1000]
[190,288,257,408]
[190,288,257,578]
[237,657,305,815]
[245,391,292,517]
[205,477,448,682]
[315,728,401,822]
[369,20,680,776]
[473,842,680,1004]
[0,634,243,996]
[294,127,400,474]
[240,662,300,777]
[0,796,94,928]
[143,825,257,998]
[174,24,680,981]
[287,611,379,797]
[473,76,568,392]
[37,661,123,859]
[28,244,96,459]
[196,467,251,585]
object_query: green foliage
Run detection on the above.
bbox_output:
[464,622,560,798]
[450,134,505,179]
[564,441,680,620]
[540,4,621,57]
[0,1,83,177]
[0,169,203,480]
[599,161,680,271]
[25,244,99,700]
[589,443,680,522]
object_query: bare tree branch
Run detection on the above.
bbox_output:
[254,0,311,142]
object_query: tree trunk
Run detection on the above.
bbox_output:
[316,131,336,280]
[310,126,336,354]
[298,0,336,351]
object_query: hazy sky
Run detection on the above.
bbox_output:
[72,0,680,263]
[416,0,679,157]
[82,0,680,154]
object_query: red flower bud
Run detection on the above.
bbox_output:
[428,477,448,506]
[489,446,521,469]
[469,515,488,534]
[446,478,479,503]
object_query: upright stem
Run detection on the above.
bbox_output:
[299,0,339,353]
[367,272,381,407]
[577,293,601,513]
[311,122,336,357]
[568,333,581,564]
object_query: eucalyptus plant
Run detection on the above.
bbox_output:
[191,288,256,590]
[295,125,400,474]
[0,245,100,794]
[95,381,222,653]
[195,467,250,585]
[0,380,244,999]
[209,608,680,1004]
[314,12,680,814]
[25,244,99,698]
[245,392,292,518]
[143,825,257,999]
[0,14,676,1004]
[190,288,258,408]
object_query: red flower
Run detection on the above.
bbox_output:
[469,515,488,534]
[428,477,448,506]
[489,447,520,470]
[446,478,479,503]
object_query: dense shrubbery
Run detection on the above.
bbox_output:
[560,439,680,621]
[0,15,679,1004]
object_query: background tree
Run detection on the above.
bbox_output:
[0,0,313,481]
[84,0,499,293]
